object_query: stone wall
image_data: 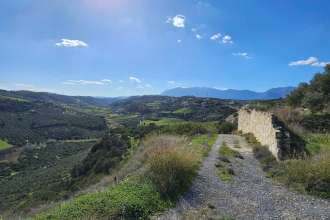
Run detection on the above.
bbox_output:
[238,109,292,160]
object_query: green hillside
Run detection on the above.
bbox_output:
[110,95,241,122]
[0,95,107,146]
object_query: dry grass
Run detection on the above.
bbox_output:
[279,149,330,197]
[144,135,199,200]
[272,107,308,135]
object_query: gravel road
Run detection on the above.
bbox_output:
[156,134,330,220]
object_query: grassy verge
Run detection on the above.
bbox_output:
[0,139,11,151]
[216,142,242,182]
[243,132,330,198]
[242,133,280,177]
[304,133,330,155]
[31,134,216,219]
[32,179,169,220]
[191,134,218,157]
[143,118,185,126]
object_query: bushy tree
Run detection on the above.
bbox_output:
[287,83,308,107]
[287,65,330,112]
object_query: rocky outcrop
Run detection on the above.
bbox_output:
[238,109,303,160]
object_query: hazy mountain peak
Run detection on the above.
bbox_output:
[161,87,295,100]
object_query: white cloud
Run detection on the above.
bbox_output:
[55,39,88,48]
[222,35,233,44]
[210,33,222,41]
[232,52,251,59]
[167,80,178,86]
[191,28,197,32]
[62,79,112,86]
[129,76,142,83]
[177,39,182,43]
[101,79,112,84]
[313,62,330,67]
[196,34,202,40]
[145,84,152,88]
[289,57,330,67]
[118,80,124,83]
[166,15,185,28]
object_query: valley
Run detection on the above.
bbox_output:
[0,66,330,219]
[1,1,330,219]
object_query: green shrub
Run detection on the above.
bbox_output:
[161,122,209,136]
[219,142,241,158]
[71,132,129,179]
[0,139,11,151]
[253,145,278,174]
[279,150,330,198]
[32,180,168,220]
[216,142,238,182]
[301,114,330,133]
[286,65,330,112]
[304,133,330,155]
[243,133,260,146]
[216,122,236,134]
[145,138,199,200]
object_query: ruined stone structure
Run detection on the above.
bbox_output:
[238,109,293,160]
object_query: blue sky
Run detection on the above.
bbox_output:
[0,0,329,96]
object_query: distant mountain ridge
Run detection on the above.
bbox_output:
[0,89,122,107]
[162,87,295,100]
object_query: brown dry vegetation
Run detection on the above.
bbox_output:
[30,134,215,220]
[144,135,199,199]
[278,149,330,198]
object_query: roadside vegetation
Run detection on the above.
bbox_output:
[216,122,236,134]
[239,65,330,199]
[0,139,11,151]
[31,134,216,220]
[243,132,330,198]
[216,142,242,182]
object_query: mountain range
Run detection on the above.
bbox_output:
[161,87,295,100]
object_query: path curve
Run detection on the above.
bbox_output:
[156,134,330,220]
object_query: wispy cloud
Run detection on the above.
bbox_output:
[167,80,176,85]
[289,57,330,67]
[232,52,251,59]
[222,35,233,44]
[62,79,112,86]
[129,76,142,83]
[210,33,222,41]
[135,83,152,90]
[55,39,88,48]
[196,34,202,40]
[177,39,182,44]
[101,79,112,84]
[210,33,233,44]
[166,15,185,28]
